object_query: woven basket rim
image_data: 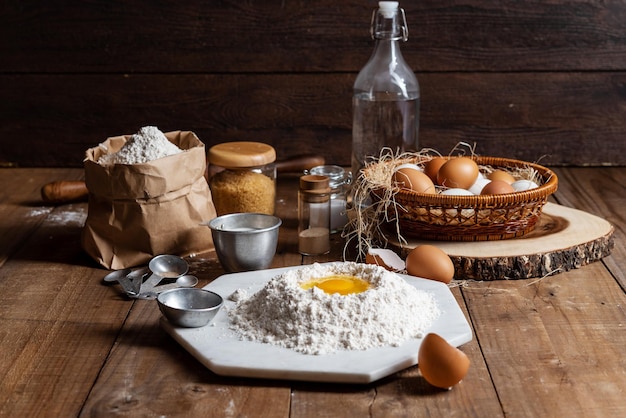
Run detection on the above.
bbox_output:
[367,155,558,206]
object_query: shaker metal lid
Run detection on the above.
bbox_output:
[208,141,276,167]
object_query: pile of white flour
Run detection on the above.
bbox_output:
[98,126,182,165]
[228,262,440,355]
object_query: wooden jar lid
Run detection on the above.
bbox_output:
[208,141,276,168]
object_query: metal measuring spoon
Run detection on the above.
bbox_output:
[140,254,189,294]
[127,267,150,295]
[102,268,138,296]
[135,275,199,300]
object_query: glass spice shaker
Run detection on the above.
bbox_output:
[207,141,276,216]
[307,165,352,233]
[298,175,331,256]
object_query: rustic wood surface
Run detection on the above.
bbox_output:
[393,202,615,280]
[0,166,623,417]
[2,0,626,167]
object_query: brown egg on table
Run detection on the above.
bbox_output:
[437,157,479,189]
[418,333,470,389]
[392,165,436,194]
[488,169,516,184]
[423,157,448,183]
[405,245,455,284]
[480,179,516,195]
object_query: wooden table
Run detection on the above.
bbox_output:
[1,167,624,417]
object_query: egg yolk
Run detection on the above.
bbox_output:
[300,275,370,295]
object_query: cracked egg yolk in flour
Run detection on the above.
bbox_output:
[300,275,370,295]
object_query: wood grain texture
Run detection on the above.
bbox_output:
[0,167,624,417]
[1,1,625,167]
[463,267,626,417]
[551,167,626,290]
[0,168,83,267]
[0,201,123,416]
[1,0,625,73]
[81,299,292,417]
[1,72,625,167]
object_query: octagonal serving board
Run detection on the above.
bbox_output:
[160,263,473,384]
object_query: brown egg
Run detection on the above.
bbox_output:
[480,179,515,195]
[405,245,455,284]
[418,333,470,389]
[488,169,516,184]
[392,167,436,194]
[437,157,479,189]
[423,157,448,183]
[365,248,406,272]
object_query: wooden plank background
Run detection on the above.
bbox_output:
[1,0,625,168]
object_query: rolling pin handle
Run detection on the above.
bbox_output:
[275,154,325,173]
[41,181,88,204]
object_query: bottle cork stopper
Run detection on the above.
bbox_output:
[379,1,399,18]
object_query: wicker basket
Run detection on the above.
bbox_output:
[366,156,558,241]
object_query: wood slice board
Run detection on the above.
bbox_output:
[389,202,615,280]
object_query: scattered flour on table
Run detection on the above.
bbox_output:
[228,262,441,355]
[47,205,87,226]
[98,126,182,165]
[27,205,87,226]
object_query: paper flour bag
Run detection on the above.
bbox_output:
[81,128,216,269]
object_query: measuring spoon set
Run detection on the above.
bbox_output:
[103,254,198,300]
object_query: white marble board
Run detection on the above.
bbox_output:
[160,263,473,384]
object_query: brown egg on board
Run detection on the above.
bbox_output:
[392,166,436,194]
[488,169,516,184]
[418,333,470,389]
[423,157,448,184]
[480,179,516,195]
[405,245,455,284]
[437,157,479,190]
[365,248,406,272]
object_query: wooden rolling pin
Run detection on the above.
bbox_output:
[41,181,89,204]
[41,154,326,204]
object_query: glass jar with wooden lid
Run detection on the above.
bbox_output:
[208,141,276,216]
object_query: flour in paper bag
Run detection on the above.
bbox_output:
[98,126,182,165]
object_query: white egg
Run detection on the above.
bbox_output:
[441,188,474,196]
[394,163,422,172]
[511,180,539,191]
[468,178,491,195]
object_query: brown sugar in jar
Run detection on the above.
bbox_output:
[208,142,277,216]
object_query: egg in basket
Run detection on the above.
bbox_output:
[347,151,558,248]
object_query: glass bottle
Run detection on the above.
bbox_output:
[298,175,331,255]
[351,1,420,181]
[307,165,352,233]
